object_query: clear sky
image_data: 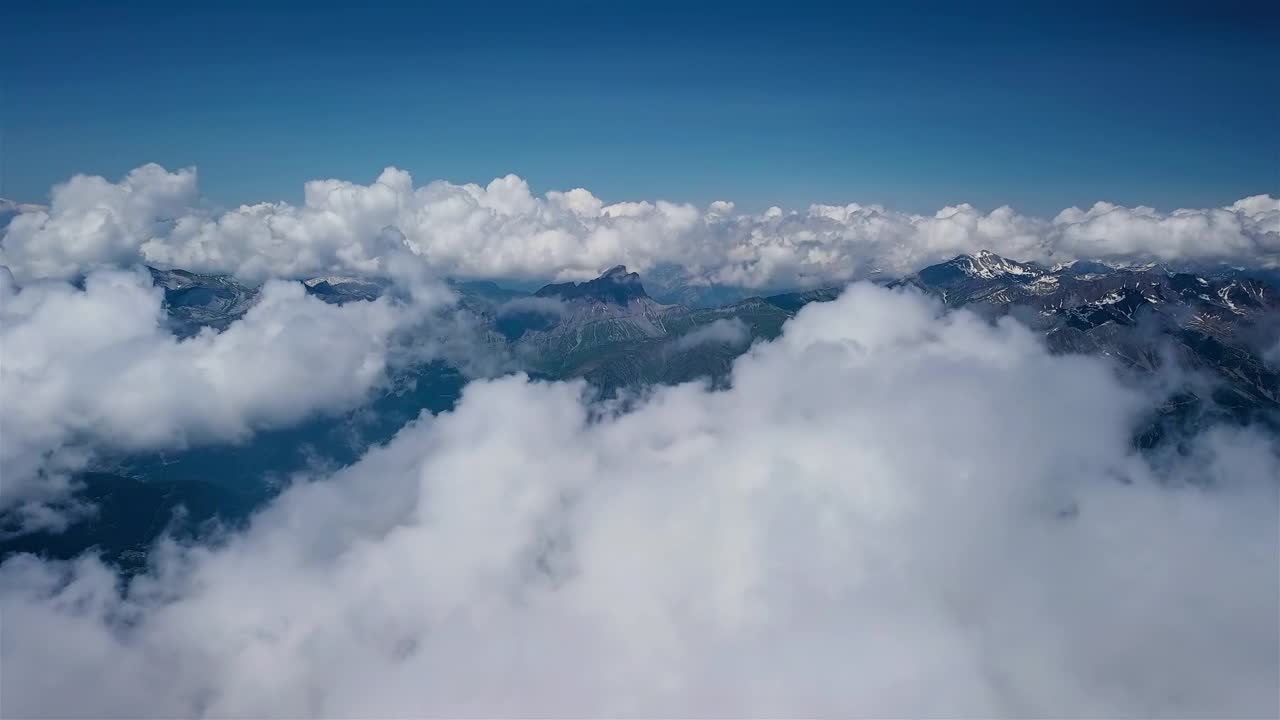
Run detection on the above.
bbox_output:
[3,0,1277,215]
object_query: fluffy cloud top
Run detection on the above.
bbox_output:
[0,267,458,528]
[2,284,1275,717]
[673,317,750,351]
[3,165,1276,288]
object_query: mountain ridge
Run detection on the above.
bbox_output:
[534,265,651,305]
[133,257,1278,410]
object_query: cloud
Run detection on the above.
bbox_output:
[3,165,1276,289]
[1,165,199,281]
[0,267,461,530]
[2,284,1275,717]
[673,317,750,351]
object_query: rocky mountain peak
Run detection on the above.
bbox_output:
[916,250,1044,286]
[535,265,650,305]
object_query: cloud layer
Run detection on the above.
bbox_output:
[0,267,462,530]
[3,284,1275,717]
[3,165,1276,288]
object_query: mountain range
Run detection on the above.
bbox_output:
[147,251,1280,411]
[5,253,1276,569]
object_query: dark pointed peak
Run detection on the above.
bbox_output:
[534,265,650,305]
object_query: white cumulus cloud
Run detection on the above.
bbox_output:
[2,284,1275,717]
[0,267,461,530]
[3,165,1276,288]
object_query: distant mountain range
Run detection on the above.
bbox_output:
[144,252,1280,415]
[897,251,1278,417]
[7,252,1276,569]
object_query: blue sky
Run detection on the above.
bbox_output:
[3,0,1276,215]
